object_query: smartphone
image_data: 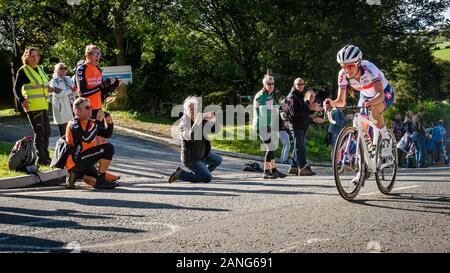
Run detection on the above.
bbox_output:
[202,112,210,119]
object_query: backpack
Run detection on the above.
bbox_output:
[7,136,37,173]
[243,161,262,172]
[50,135,76,169]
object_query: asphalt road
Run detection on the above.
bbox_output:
[0,117,449,253]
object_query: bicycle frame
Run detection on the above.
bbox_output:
[327,107,380,173]
[353,112,379,173]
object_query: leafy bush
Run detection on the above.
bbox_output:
[203,91,230,107]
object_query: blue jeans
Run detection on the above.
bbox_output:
[291,130,307,169]
[412,132,426,167]
[330,133,339,150]
[279,130,291,162]
[434,141,444,163]
[180,152,223,183]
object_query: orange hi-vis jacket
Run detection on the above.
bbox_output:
[76,63,103,110]
[65,118,114,170]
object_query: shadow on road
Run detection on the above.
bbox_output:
[0,233,68,252]
[128,184,336,197]
[9,195,230,212]
[352,193,450,215]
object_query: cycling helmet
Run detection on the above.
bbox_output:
[337,45,362,64]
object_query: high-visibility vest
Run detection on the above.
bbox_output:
[20,64,49,112]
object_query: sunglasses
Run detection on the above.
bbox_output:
[296,83,304,86]
[341,63,358,70]
[266,82,275,86]
[80,105,92,110]
[89,52,101,58]
[59,67,67,70]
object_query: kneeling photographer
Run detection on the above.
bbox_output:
[168,96,222,183]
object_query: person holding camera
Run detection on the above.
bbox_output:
[76,44,121,181]
[65,97,118,189]
[76,44,122,119]
[168,96,222,183]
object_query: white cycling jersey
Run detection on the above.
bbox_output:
[338,60,389,98]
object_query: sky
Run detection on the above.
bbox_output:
[444,7,450,20]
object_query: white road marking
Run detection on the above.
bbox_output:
[360,185,421,196]
[275,238,331,253]
[80,222,181,250]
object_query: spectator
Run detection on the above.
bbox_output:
[168,96,223,183]
[412,107,427,168]
[284,78,323,176]
[76,44,121,182]
[252,75,287,179]
[392,113,405,143]
[13,47,52,166]
[432,120,446,164]
[65,98,118,189]
[425,122,435,164]
[327,107,345,150]
[49,63,78,136]
[278,96,292,164]
[76,44,121,119]
[403,110,415,168]
[404,111,414,134]
[392,113,406,166]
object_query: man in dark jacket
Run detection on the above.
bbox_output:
[169,96,222,183]
[283,78,323,176]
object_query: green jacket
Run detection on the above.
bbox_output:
[253,89,278,131]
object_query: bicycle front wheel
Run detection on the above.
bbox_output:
[375,130,398,194]
[333,126,364,201]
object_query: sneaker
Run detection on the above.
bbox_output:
[66,170,80,189]
[305,165,316,176]
[94,177,118,189]
[274,170,287,178]
[263,172,278,179]
[288,167,299,175]
[299,167,315,176]
[168,167,182,183]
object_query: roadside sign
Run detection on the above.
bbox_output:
[102,65,132,84]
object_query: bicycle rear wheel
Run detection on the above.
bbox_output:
[375,130,398,194]
[333,126,364,201]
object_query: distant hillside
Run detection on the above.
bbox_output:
[433,41,450,61]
